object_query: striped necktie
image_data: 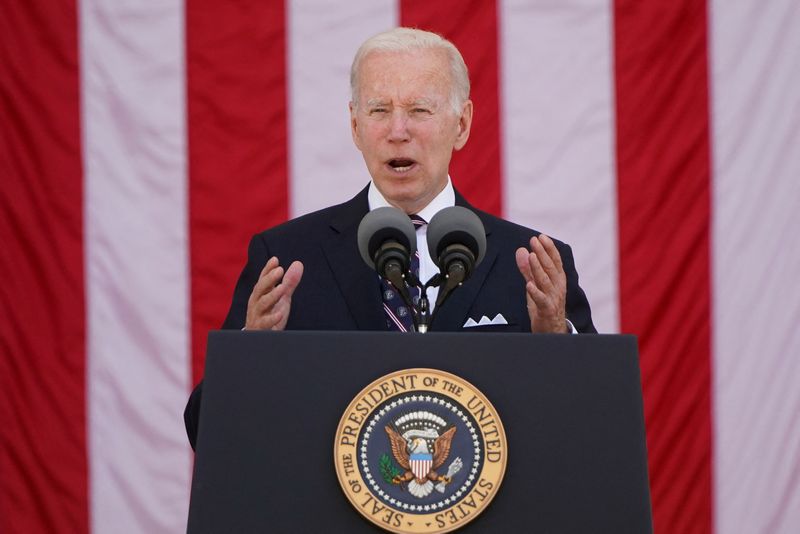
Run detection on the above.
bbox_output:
[382,215,426,331]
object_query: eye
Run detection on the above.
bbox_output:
[412,108,431,114]
[369,107,388,115]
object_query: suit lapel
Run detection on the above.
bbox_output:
[429,192,498,331]
[322,187,387,331]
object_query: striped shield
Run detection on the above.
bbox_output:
[410,453,433,480]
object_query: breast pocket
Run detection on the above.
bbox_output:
[461,323,522,333]
[460,313,521,332]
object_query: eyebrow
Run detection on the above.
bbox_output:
[364,98,438,107]
[407,98,436,108]
[365,99,390,107]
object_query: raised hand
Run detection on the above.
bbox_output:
[514,234,568,333]
[245,256,304,331]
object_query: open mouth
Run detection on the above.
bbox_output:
[386,158,417,173]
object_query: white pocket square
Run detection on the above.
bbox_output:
[463,313,508,328]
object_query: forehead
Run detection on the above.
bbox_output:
[356,49,451,102]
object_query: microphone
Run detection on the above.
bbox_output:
[426,206,486,307]
[357,207,417,306]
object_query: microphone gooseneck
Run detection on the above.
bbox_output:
[374,240,410,291]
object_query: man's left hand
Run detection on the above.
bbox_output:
[515,234,568,333]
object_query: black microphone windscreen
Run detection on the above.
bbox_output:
[426,206,487,268]
[357,207,417,269]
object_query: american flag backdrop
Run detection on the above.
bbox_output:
[2,0,799,532]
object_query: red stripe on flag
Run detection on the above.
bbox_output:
[614,1,713,532]
[0,1,88,532]
[400,0,503,216]
[187,1,290,382]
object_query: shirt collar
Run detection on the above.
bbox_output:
[367,178,456,223]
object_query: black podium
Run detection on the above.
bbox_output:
[187,331,652,533]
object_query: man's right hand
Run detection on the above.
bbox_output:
[245,256,304,330]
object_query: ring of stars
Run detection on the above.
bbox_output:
[358,394,483,513]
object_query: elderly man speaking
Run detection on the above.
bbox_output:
[185,27,595,447]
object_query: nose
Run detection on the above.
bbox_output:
[387,111,410,143]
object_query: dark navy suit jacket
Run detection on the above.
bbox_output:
[185,186,596,447]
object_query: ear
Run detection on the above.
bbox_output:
[349,101,362,151]
[453,99,473,151]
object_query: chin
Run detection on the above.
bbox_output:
[384,184,424,201]
[376,179,417,198]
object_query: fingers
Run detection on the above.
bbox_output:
[517,236,564,290]
[246,257,304,330]
[540,234,563,272]
[260,256,279,278]
[259,260,304,328]
[530,234,563,282]
[516,247,552,308]
[517,235,568,333]
[254,281,289,316]
[251,257,283,299]
[515,247,533,282]
[527,242,556,294]
[248,264,283,314]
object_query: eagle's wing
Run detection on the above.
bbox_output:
[432,427,457,468]
[385,426,410,469]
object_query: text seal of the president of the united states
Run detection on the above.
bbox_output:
[334,368,507,533]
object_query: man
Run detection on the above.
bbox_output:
[185,28,595,448]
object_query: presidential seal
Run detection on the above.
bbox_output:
[334,369,507,533]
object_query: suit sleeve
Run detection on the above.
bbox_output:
[558,241,597,334]
[184,233,272,450]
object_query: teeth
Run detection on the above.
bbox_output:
[389,160,414,172]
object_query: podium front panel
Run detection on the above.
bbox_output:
[188,331,651,533]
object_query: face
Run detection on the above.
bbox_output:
[350,48,473,214]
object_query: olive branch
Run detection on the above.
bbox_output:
[379,453,402,483]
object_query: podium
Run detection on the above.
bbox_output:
[187,331,652,533]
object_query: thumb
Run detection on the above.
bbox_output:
[281,260,304,297]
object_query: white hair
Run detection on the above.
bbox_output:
[350,27,470,115]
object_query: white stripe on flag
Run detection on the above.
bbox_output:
[710,0,800,531]
[81,1,191,531]
[288,0,398,217]
[499,0,619,333]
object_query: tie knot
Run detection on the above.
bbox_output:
[409,214,427,228]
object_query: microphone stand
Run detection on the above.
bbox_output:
[411,260,470,333]
[406,273,442,334]
[416,284,432,333]
[399,253,473,333]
